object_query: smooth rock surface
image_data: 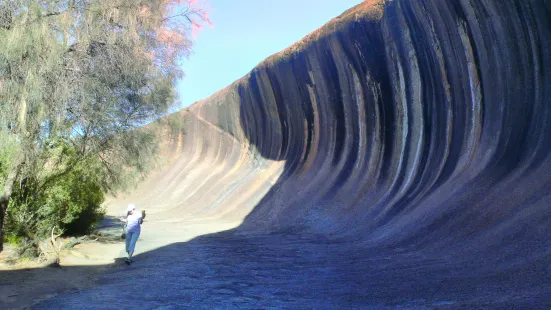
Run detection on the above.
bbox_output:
[34,0,551,308]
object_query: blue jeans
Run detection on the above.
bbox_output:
[125,231,140,254]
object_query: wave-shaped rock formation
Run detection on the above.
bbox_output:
[106,0,551,306]
[165,0,551,247]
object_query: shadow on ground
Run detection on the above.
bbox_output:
[18,227,551,309]
[3,1,551,308]
[91,216,126,244]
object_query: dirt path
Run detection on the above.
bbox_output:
[2,211,550,309]
[0,207,242,309]
[0,257,107,309]
[2,196,551,309]
[30,228,551,309]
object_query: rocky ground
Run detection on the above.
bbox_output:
[3,200,550,310]
[0,214,244,309]
[3,0,551,308]
[1,211,550,309]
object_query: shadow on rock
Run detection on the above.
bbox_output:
[28,228,551,309]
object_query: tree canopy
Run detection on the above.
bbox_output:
[0,0,210,251]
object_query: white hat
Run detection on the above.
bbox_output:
[127,204,136,212]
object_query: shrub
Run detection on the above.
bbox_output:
[4,143,106,245]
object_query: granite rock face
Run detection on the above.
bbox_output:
[32,1,551,308]
[172,0,551,252]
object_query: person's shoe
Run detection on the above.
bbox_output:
[125,258,132,265]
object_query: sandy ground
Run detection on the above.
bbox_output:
[30,228,551,309]
[0,251,108,309]
[0,208,242,310]
[2,212,550,309]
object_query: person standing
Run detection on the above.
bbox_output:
[119,204,143,264]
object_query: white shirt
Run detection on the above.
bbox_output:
[126,211,143,233]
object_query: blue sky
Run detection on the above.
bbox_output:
[174,0,363,109]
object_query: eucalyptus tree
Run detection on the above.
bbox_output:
[0,0,209,250]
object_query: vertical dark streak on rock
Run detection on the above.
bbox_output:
[165,2,551,297]
[321,46,346,167]
[238,84,256,155]
[266,70,288,161]
[524,0,551,171]
[292,53,316,168]
[248,72,268,158]
[331,31,360,190]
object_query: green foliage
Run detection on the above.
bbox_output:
[5,234,23,246]
[164,112,186,136]
[15,239,38,259]
[5,142,106,242]
[0,0,210,252]
[0,133,19,189]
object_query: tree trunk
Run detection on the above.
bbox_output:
[0,154,24,252]
[0,196,8,252]
[0,87,28,251]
